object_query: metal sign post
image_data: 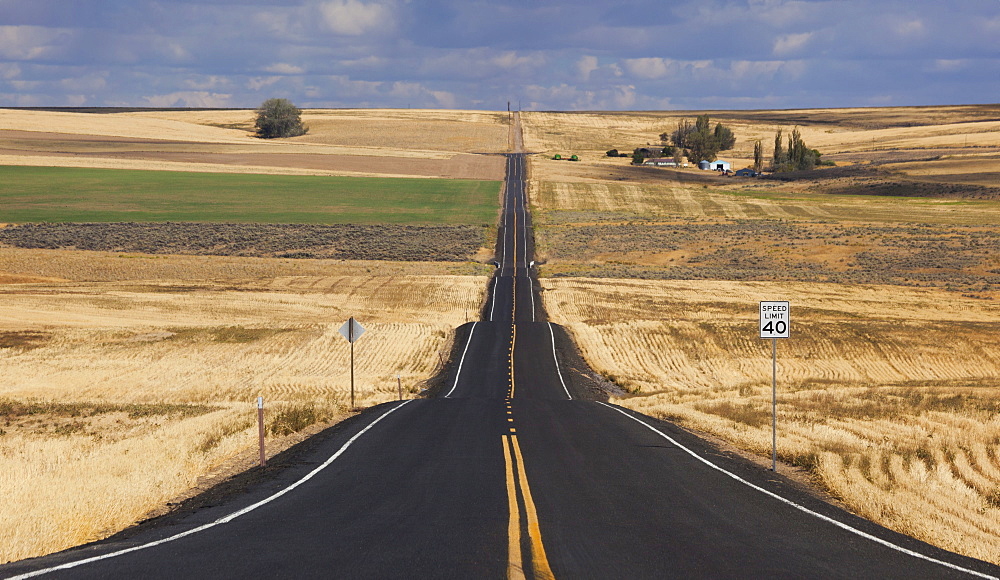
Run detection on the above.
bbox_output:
[397,374,402,401]
[339,317,366,410]
[760,301,790,472]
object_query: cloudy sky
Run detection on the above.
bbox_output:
[1,0,998,110]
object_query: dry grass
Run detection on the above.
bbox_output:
[524,107,1000,298]
[0,108,509,178]
[521,106,1000,158]
[0,251,486,563]
[543,277,1000,564]
[526,106,1000,564]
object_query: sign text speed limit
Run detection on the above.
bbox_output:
[759,301,790,339]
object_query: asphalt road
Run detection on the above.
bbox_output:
[4,140,1000,579]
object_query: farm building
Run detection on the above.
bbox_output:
[700,160,731,171]
[735,168,758,177]
[713,160,731,171]
[643,159,687,168]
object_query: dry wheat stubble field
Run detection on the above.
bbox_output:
[523,107,1000,564]
[0,250,488,563]
[0,108,509,179]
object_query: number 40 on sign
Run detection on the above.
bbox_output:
[759,301,790,339]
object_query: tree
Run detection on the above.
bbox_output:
[787,127,819,171]
[772,128,786,171]
[714,123,736,151]
[606,149,620,157]
[632,149,645,165]
[667,115,736,162]
[753,140,763,173]
[255,98,308,139]
[771,127,820,172]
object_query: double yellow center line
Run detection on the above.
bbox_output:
[503,432,554,580]
[503,163,552,578]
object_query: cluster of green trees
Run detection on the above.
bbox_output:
[771,127,823,172]
[660,114,736,162]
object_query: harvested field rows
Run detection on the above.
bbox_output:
[0,109,509,178]
[543,277,1000,564]
[0,248,491,283]
[0,261,486,563]
[532,175,1000,225]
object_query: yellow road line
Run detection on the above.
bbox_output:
[509,324,517,398]
[503,435,526,580]
[510,435,555,580]
[512,196,517,321]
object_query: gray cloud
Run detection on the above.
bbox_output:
[0,0,997,109]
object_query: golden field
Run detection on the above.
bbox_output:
[0,108,509,179]
[521,106,1000,181]
[0,249,487,563]
[542,277,1000,564]
[0,107,503,563]
[524,106,1000,564]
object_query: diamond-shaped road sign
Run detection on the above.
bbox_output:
[339,317,366,343]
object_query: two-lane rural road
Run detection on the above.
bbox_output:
[3,124,1000,579]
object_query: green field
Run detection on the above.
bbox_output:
[0,166,501,224]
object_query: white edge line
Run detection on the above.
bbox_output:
[7,400,415,580]
[529,277,535,323]
[502,222,509,277]
[597,402,998,580]
[548,322,571,400]
[444,321,477,398]
[489,279,498,322]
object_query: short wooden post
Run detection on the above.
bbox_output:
[257,396,266,468]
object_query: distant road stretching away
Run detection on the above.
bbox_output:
[3,115,1000,579]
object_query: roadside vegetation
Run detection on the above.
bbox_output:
[0,222,491,262]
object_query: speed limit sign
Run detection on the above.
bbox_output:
[759,301,790,339]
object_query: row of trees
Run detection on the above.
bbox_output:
[750,127,824,172]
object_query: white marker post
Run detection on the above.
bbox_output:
[339,317,366,409]
[760,301,790,472]
[257,396,265,468]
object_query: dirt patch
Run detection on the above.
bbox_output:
[0,273,68,284]
[0,223,488,262]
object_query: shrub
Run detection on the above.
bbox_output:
[255,98,308,139]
